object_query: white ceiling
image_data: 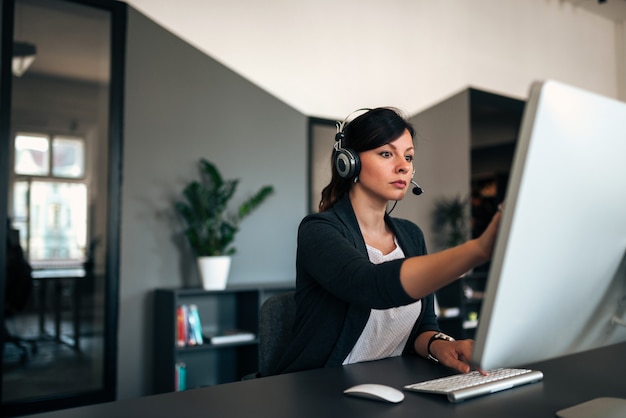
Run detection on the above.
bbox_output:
[124,0,626,119]
[16,0,626,120]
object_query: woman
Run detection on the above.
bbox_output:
[272,107,501,376]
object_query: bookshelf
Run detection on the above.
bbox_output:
[153,283,294,393]
[435,271,488,340]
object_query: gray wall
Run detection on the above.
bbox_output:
[119,7,306,399]
[394,90,471,252]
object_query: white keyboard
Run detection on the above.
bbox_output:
[404,368,544,403]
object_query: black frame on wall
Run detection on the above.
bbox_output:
[0,0,126,415]
[307,117,336,214]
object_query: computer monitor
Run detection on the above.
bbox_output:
[471,80,626,371]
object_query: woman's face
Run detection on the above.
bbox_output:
[356,129,414,203]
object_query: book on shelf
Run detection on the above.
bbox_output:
[176,306,187,347]
[208,329,256,345]
[175,361,186,391]
[176,304,204,347]
[187,304,204,345]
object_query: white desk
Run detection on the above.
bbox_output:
[31,267,86,350]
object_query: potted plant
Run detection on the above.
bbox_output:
[431,195,469,251]
[175,158,274,289]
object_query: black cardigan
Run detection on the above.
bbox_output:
[273,194,440,376]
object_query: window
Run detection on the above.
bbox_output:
[11,132,88,266]
[15,133,85,178]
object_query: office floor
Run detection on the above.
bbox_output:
[2,303,104,402]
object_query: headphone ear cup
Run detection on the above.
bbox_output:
[335,147,360,179]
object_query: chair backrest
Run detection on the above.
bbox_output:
[5,228,33,315]
[258,291,296,377]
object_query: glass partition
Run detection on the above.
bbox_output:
[1,0,123,415]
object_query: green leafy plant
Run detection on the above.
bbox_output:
[175,158,274,256]
[431,195,469,251]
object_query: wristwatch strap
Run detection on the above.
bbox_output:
[426,332,455,363]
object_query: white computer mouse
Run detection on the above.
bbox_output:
[343,383,405,403]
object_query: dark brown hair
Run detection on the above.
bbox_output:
[318,107,415,211]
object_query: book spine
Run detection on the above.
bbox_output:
[188,304,204,345]
[175,361,186,391]
[184,305,197,346]
[176,305,187,347]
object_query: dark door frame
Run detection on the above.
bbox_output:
[0,0,125,415]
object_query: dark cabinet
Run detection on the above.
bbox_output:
[153,284,293,393]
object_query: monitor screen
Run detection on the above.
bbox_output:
[471,80,626,371]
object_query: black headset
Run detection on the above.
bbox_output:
[333,109,370,180]
[334,128,361,180]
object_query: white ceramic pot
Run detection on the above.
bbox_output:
[197,256,231,290]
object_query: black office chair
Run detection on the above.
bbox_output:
[246,291,296,379]
[3,228,37,365]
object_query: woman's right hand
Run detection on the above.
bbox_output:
[475,205,503,262]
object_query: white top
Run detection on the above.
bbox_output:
[343,238,423,365]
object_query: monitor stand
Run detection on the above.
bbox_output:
[556,397,626,418]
